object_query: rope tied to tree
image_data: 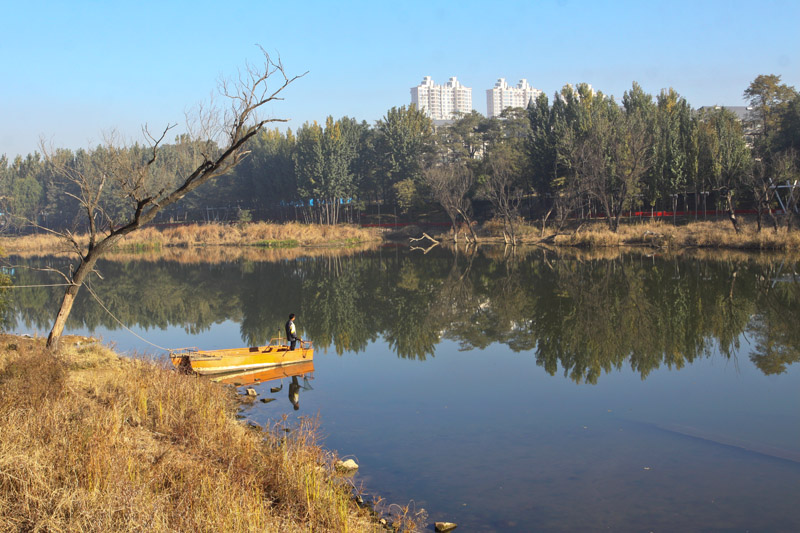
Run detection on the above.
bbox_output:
[83,283,173,352]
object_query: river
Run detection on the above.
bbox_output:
[6,245,800,531]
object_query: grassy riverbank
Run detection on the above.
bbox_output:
[547,220,800,250]
[0,335,417,532]
[430,219,800,251]
[3,219,799,255]
[0,222,383,254]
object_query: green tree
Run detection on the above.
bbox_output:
[648,88,695,218]
[319,117,349,224]
[294,121,325,218]
[375,105,434,207]
[9,174,44,230]
[743,74,797,149]
[775,94,800,153]
[527,91,584,230]
[696,107,751,233]
[294,117,360,224]
[1,153,48,231]
[221,128,297,213]
[572,83,654,232]
[348,122,381,207]
[440,110,490,162]
[527,93,558,198]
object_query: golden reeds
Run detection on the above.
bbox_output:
[436,218,800,250]
[534,220,800,250]
[0,222,383,256]
[0,335,393,532]
[3,219,799,257]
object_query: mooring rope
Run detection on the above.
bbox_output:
[83,283,173,353]
[4,283,75,288]
[6,280,176,353]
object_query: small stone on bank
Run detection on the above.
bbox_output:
[335,459,359,471]
[435,522,458,532]
[246,388,257,397]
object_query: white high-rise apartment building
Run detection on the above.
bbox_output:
[410,76,473,121]
[486,78,543,118]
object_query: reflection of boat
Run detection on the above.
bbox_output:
[210,360,314,385]
[169,339,313,375]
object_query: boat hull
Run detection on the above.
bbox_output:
[170,343,313,375]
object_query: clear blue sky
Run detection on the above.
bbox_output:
[2,0,798,158]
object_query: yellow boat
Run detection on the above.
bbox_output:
[169,338,313,375]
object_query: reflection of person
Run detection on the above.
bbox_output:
[289,376,300,410]
[285,313,299,350]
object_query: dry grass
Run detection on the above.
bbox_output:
[478,218,540,242]
[0,223,382,255]
[0,334,402,532]
[667,221,800,250]
[0,233,71,254]
[531,220,800,251]
[444,217,800,251]
[5,219,799,257]
[392,218,800,252]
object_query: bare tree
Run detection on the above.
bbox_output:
[714,122,751,235]
[747,158,780,233]
[423,162,478,244]
[772,148,799,230]
[43,50,304,351]
[482,148,522,245]
[577,94,653,233]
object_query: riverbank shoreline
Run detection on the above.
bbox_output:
[0,334,421,532]
[0,222,384,255]
[419,219,800,251]
[3,219,799,255]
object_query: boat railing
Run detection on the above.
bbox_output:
[168,347,200,359]
[267,337,313,350]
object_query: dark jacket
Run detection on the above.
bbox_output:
[285,319,298,342]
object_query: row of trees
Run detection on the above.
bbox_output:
[2,75,799,237]
[524,75,800,237]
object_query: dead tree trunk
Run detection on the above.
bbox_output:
[725,189,741,234]
[47,235,123,350]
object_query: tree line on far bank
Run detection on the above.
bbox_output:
[2,74,798,240]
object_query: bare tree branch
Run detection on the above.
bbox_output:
[40,48,305,351]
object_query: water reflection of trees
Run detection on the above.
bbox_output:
[6,249,799,381]
[747,261,800,375]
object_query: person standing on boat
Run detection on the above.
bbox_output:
[285,313,300,350]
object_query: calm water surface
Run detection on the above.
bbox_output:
[7,247,800,532]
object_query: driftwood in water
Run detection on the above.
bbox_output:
[409,233,440,245]
[410,233,440,254]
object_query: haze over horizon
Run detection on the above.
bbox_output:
[2,0,798,158]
